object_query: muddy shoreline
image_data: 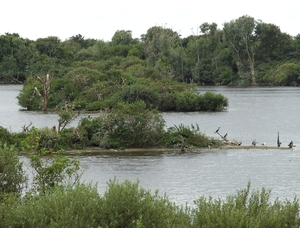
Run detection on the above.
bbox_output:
[63,144,292,155]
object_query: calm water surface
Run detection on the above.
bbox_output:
[2,85,300,206]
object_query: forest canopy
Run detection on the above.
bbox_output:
[1,15,299,111]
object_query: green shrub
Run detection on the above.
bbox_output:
[158,92,177,111]
[17,77,41,110]
[55,127,88,150]
[37,127,59,150]
[97,178,190,228]
[199,91,228,111]
[80,101,165,149]
[11,132,27,150]
[1,184,101,228]
[0,144,27,198]
[85,100,102,111]
[163,124,220,148]
[1,178,300,228]
[191,182,300,227]
[0,127,13,146]
[119,83,160,109]
[175,90,198,111]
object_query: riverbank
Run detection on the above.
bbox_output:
[62,144,292,155]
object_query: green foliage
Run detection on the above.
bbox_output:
[175,90,199,111]
[223,15,257,84]
[200,91,229,111]
[28,150,82,194]
[0,127,13,145]
[118,83,160,109]
[0,18,297,88]
[0,144,27,198]
[55,127,88,150]
[111,30,133,46]
[17,77,41,110]
[267,61,300,86]
[80,101,165,149]
[97,178,190,228]
[191,182,300,227]
[1,178,300,227]
[1,184,100,228]
[163,123,221,148]
[57,110,78,131]
[171,90,228,112]
[37,127,60,150]
[158,92,177,111]
[19,127,84,194]
[21,127,58,151]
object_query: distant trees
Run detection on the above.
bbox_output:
[0,15,299,104]
[223,16,257,84]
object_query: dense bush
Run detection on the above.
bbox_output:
[158,92,177,111]
[199,91,229,111]
[191,182,300,227]
[0,144,27,198]
[80,101,166,149]
[0,184,101,228]
[118,83,160,109]
[163,124,222,148]
[175,90,199,111]
[1,178,300,228]
[4,101,223,151]
[97,178,190,228]
[17,64,229,112]
[0,127,14,145]
[55,127,88,150]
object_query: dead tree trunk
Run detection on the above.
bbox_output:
[35,74,51,114]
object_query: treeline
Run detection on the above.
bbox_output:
[1,15,300,86]
[1,143,299,227]
[1,15,299,111]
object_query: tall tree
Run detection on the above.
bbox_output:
[142,26,184,81]
[0,33,28,82]
[255,22,293,62]
[223,15,257,84]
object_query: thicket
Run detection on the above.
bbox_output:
[0,101,221,150]
[17,68,228,112]
[1,177,299,227]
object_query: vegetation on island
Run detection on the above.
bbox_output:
[0,100,222,150]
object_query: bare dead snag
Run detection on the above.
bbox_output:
[22,121,32,132]
[34,74,51,114]
[216,132,229,142]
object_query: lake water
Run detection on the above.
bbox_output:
[2,85,300,206]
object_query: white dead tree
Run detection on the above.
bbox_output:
[34,74,51,114]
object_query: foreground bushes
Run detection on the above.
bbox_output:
[0,145,299,227]
[0,180,299,228]
[191,183,300,227]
